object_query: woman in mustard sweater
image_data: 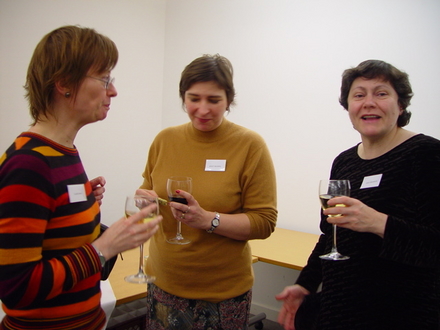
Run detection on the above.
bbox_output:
[139,54,278,329]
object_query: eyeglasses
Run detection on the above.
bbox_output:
[87,76,115,89]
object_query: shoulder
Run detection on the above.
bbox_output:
[154,123,187,139]
[404,134,440,163]
[334,144,359,161]
[408,134,440,148]
[228,121,267,144]
[392,134,440,159]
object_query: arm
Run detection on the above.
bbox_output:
[162,138,277,241]
[329,139,440,267]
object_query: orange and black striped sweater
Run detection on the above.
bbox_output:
[0,132,106,330]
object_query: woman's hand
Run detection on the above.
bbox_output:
[324,196,388,237]
[168,189,211,231]
[276,284,310,330]
[90,176,106,205]
[92,203,162,260]
[135,188,159,198]
[155,189,251,240]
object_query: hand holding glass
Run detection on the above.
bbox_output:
[319,179,351,261]
[167,176,192,245]
[124,195,158,283]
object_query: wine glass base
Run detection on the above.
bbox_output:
[319,252,350,261]
[124,273,156,284]
[167,237,191,245]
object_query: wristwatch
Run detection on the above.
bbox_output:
[92,244,106,267]
[206,212,220,233]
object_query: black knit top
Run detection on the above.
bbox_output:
[297,134,440,330]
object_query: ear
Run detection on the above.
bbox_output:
[55,80,71,98]
[397,101,404,114]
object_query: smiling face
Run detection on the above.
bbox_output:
[347,77,403,142]
[73,71,117,125]
[184,81,228,132]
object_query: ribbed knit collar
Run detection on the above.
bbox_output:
[19,131,78,155]
[185,117,232,143]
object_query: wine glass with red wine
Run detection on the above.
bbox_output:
[166,176,192,245]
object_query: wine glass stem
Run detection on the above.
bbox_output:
[139,243,144,273]
[332,224,338,251]
[177,221,183,237]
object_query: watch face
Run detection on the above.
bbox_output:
[213,219,219,226]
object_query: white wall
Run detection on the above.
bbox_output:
[1,0,440,322]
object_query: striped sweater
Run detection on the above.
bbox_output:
[0,132,105,330]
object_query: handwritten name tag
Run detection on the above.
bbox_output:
[205,159,226,172]
[360,174,383,189]
[67,184,87,203]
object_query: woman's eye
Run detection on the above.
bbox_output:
[209,99,220,104]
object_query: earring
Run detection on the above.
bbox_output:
[65,92,71,98]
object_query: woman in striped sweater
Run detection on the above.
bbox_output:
[0,25,161,330]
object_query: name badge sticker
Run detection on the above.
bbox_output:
[67,184,87,203]
[205,159,226,172]
[360,174,383,189]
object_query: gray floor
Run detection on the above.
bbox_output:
[249,315,284,330]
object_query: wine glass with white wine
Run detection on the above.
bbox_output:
[124,195,158,283]
[166,176,192,245]
[318,179,351,261]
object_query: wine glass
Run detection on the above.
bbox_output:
[124,195,158,283]
[318,179,351,261]
[166,176,192,245]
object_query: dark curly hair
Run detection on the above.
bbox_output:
[339,60,413,127]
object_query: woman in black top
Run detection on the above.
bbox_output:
[276,60,440,330]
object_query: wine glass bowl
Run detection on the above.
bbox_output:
[166,176,192,245]
[124,195,158,283]
[318,179,351,261]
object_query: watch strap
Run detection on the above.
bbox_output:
[206,212,220,233]
[91,244,106,267]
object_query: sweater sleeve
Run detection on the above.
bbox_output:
[295,234,325,293]
[379,140,440,267]
[242,133,278,240]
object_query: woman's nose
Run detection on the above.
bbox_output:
[107,83,117,97]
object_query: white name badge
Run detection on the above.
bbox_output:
[205,159,226,172]
[360,174,383,189]
[67,184,87,203]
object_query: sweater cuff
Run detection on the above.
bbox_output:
[64,244,102,285]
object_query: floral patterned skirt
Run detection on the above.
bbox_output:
[145,283,252,330]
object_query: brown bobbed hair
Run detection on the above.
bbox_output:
[179,54,235,110]
[339,59,413,127]
[25,25,118,124]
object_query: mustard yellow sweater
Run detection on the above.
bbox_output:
[140,119,277,302]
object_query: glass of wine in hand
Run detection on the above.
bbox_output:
[166,176,192,245]
[319,179,351,261]
[124,195,158,283]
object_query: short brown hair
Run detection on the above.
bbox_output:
[339,60,413,127]
[25,25,118,124]
[179,54,235,109]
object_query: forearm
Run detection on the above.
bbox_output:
[205,211,251,240]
